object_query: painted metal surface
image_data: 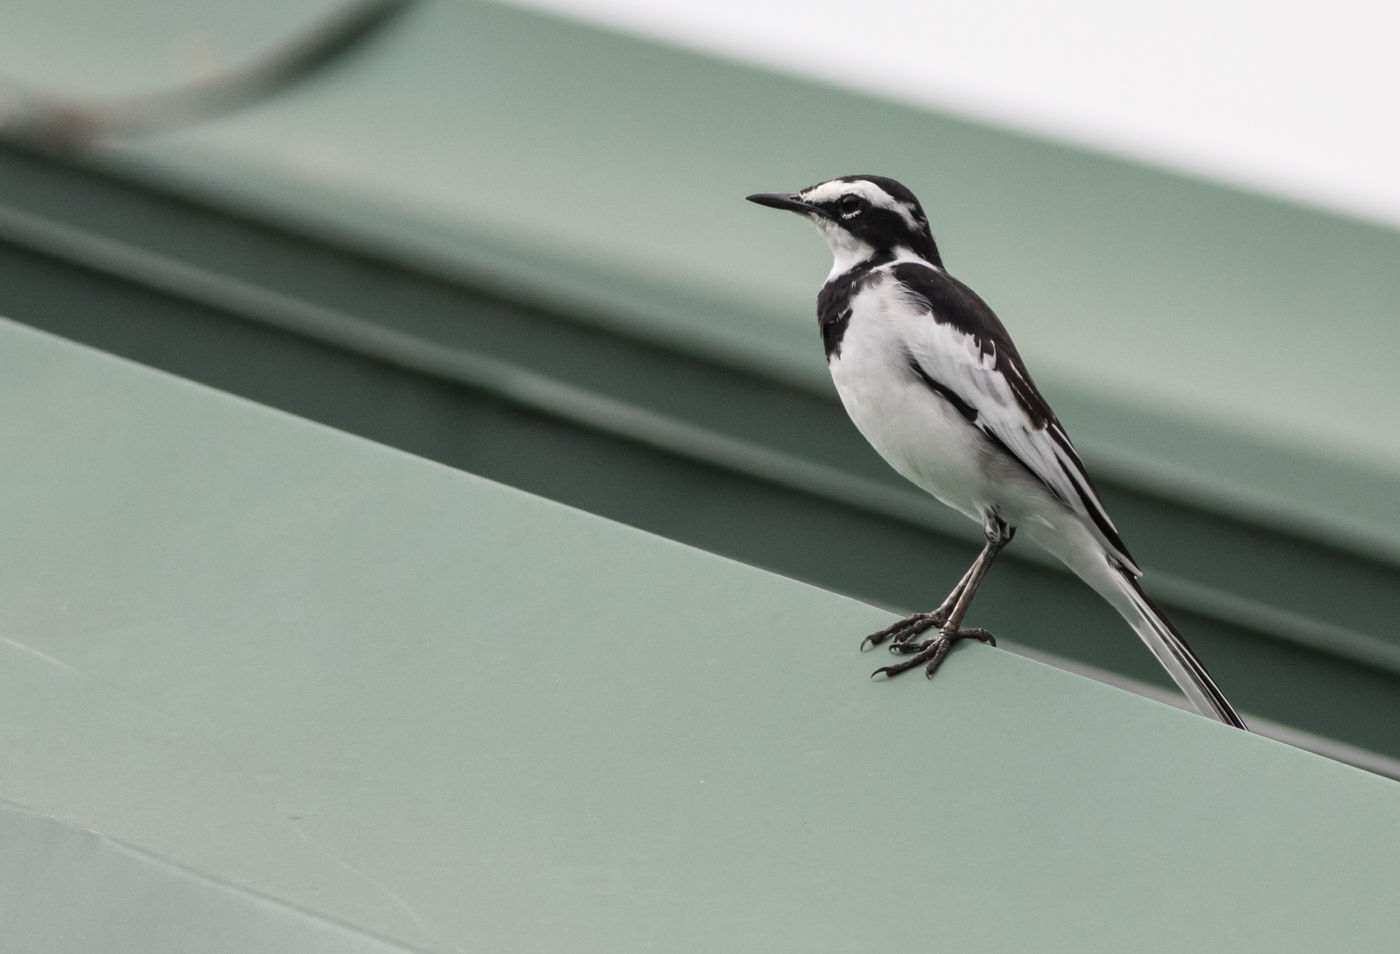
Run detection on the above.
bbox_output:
[4,1,1396,531]
[0,2,1395,756]
[2,141,1397,761]
[3,318,1400,951]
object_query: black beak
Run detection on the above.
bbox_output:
[746,192,819,215]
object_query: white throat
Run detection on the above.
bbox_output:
[814,216,877,280]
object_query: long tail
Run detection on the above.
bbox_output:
[1106,566,1247,729]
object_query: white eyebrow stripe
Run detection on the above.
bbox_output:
[800,179,921,232]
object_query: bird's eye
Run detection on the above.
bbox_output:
[837,195,864,217]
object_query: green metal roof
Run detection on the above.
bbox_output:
[0,2,1397,760]
[80,1,1400,534]
[4,317,1400,951]
[6,1,1397,530]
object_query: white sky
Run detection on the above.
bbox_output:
[509,0,1400,229]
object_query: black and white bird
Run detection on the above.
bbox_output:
[748,175,1246,729]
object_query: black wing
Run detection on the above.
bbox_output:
[892,262,1139,574]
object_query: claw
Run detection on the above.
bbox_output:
[961,628,996,647]
[860,611,944,652]
[867,626,995,681]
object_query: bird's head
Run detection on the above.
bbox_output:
[746,175,942,273]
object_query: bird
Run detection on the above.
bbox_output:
[747,175,1246,729]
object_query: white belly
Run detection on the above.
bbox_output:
[828,307,992,524]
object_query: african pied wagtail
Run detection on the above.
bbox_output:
[748,175,1246,729]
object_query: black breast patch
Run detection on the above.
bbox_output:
[816,253,892,360]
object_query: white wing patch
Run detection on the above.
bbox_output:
[902,293,1140,575]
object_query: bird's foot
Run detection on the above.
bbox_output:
[859,611,947,652]
[870,627,996,680]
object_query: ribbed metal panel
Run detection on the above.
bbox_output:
[2,141,1396,760]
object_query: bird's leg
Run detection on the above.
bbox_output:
[859,561,977,652]
[872,515,1014,680]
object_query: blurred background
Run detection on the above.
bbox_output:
[0,0,1396,765]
